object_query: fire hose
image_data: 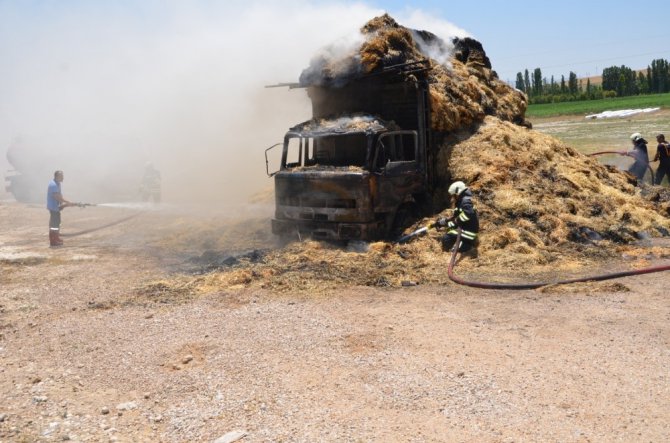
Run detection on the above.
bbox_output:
[588,150,655,184]
[397,224,670,289]
[446,228,670,290]
[58,204,142,237]
[59,213,141,237]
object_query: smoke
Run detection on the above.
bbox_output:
[401,9,469,65]
[299,32,366,87]
[0,2,467,206]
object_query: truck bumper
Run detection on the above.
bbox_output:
[271,218,384,241]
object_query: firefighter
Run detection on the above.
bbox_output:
[653,134,670,186]
[628,132,649,181]
[46,170,72,247]
[436,181,479,253]
[140,162,161,203]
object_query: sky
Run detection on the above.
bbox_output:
[368,0,670,83]
[1,0,669,204]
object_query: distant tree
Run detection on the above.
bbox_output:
[658,59,669,93]
[515,72,525,92]
[602,66,616,92]
[637,72,648,94]
[532,68,543,96]
[602,65,634,94]
[650,59,659,92]
[560,75,567,94]
[515,57,669,103]
[524,69,531,95]
[648,59,669,93]
[622,66,637,95]
[568,71,578,95]
[549,75,558,95]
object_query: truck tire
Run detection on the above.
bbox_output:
[389,202,419,240]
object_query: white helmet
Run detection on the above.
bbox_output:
[630,132,642,142]
[448,181,467,196]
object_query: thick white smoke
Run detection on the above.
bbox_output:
[403,9,469,66]
[0,1,467,205]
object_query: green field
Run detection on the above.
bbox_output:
[526,93,670,118]
[530,107,670,153]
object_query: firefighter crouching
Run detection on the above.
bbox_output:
[436,181,479,253]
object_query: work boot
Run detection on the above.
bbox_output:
[49,229,63,247]
[49,230,60,247]
[460,247,478,259]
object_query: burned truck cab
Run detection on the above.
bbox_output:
[270,116,420,240]
[266,61,434,241]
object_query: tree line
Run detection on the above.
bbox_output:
[515,58,670,104]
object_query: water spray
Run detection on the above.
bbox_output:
[588,151,655,184]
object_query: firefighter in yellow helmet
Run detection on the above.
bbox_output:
[436,181,479,252]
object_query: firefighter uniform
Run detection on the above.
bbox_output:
[140,163,161,203]
[439,187,479,252]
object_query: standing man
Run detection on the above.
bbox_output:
[46,170,72,247]
[436,181,479,253]
[628,132,650,181]
[140,162,161,203]
[653,134,670,186]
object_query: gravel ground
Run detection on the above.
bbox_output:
[1,202,669,442]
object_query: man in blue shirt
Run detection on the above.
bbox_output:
[46,170,72,247]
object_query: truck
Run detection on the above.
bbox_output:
[265,59,448,242]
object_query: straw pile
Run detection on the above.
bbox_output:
[142,15,669,296]
[363,14,527,130]
[437,116,670,268]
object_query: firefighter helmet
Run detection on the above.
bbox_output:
[448,181,467,196]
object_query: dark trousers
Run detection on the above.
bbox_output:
[628,161,648,181]
[655,164,670,185]
[442,233,475,252]
[49,210,61,229]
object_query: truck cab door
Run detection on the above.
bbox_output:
[265,142,283,177]
[373,131,422,212]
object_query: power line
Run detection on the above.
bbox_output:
[495,34,667,62]
[538,50,670,70]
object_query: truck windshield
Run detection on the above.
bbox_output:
[284,133,369,168]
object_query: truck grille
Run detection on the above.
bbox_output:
[280,197,356,209]
[299,213,329,221]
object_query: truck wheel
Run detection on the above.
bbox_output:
[389,203,418,240]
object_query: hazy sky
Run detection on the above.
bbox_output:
[1,1,668,203]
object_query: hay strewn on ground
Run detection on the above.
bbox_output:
[148,14,669,295]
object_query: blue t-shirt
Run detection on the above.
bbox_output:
[47,179,61,211]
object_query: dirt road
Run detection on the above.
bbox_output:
[1,202,669,442]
